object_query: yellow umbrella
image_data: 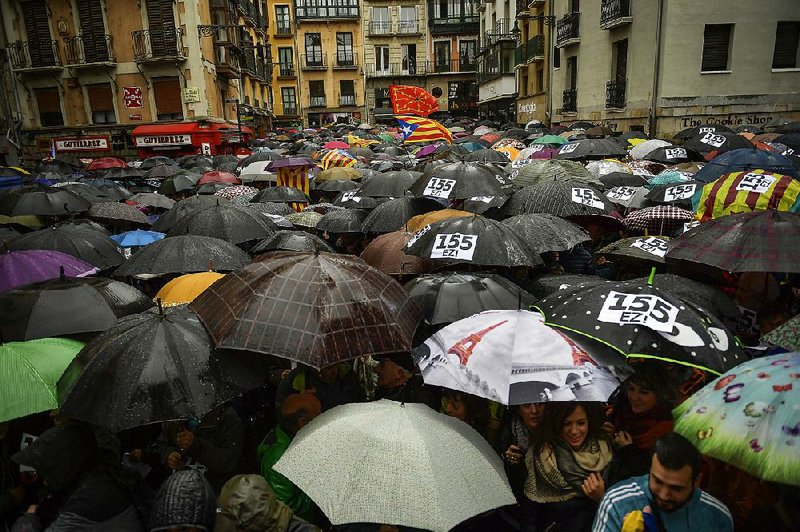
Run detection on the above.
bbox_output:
[315,166,362,182]
[627,138,648,147]
[406,209,474,232]
[155,271,225,307]
[0,215,46,228]
[494,146,520,161]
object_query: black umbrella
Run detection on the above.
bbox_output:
[138,156,176,169]
[0,185,91,216]
[408,162,514,201]
[57,305,268,432]
[567,121,596,131]
[461,195,509,214]
[501,213,590,253]
[151,194,229,232]
[674,124,734,140]
[405,215,542,267]
[332,191,387,209]
[502,181,616,218]
[251,230,334,254]
[88,202,152,225]
[597,236,671,264]
[239,151,287,167]
[115,235,250,277]
[8,224,124,270]
[167,204,277,244]
[95,183,134,201]
[361,197,442,234]
[158,171,201,195]
[682,131,753,158]
[535,277,746,375]
[643,146,705,164]
[144,164,181,179]
[643,273,742,331]
[774,133,800,150]
[129,192,175,210]
[404,272,537,325]
[251,186,311,204]
[524,273,610,300]
[644,181,701,207]
[599,172,648,189]
[57,183,115,204]
[197,183,233,195]
[0,276,153,342]
[555,138,628,161]
[243,201,294,216]
[464,149,511,163]
[316,209,367,234]
[357,170,421,198]
[102,167,145,180]
[315,180,360,192]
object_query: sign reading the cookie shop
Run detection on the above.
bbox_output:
[134,134,192,147]
[54,136,110,152]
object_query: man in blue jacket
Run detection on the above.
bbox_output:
[592,432,733,531]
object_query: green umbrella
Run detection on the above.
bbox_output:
[0,338,84,423]
[532,135,567,146]
[379,133,396,142]
[763,313,800,351]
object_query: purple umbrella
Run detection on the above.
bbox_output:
[414,144,440,159]
[531,147,559,160]
[0,250,97,292]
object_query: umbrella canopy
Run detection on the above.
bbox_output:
[191,252,421,368]
[683,131,753,160]
[405,208,472,232]
[597,236,671,263]
[585,159,632,178]
[674,124,734,140]
[0,185,92,217]
[57,306,267,432]
[360,230,433,277]
[693,170,800,221]
[535,277,745,375]
[532,134,567,146]
[0,338,85,423]
[629,139,673,160]
[251,230,333,254]
[154,271,226,307]
[414,310,629,404]
[464,148,511,163]
[644,181,701,208]
[139,156,176,169]
[110,229,166,247]
[361,197,441,234]
[213,185,259,205]
[151,194,229,232]
[405,215,542,267]
[0,250,97,293]
[666,210,800,272]
[197,170,240,186]
[88,202,152,225]
[7,224,125,270]
[604,186,651,210]
[0,276,153,341]
[672,353,800,486]
[273,399,516,531]
[501,213,590,253]
[512,159,598,188]
[86,157,126,170]
[158,172,201,195]
[144,163,181,179]
[115,235,250,277]
[315,166,362,182]
[599,172,649,189]
[693,148,799,183]
[643,146,705,165]
[763,314,800,351]
[408,162,513,201]
[129,192,175,209]
[285,210,323,228]
[167,204,277,244]
[555,139,627,161]
[357,170,420,198]
[622,205,694,236]
[404,272,537,325]
[251,186,311,204]
[315,209,366,234]
[502,181,616,218]
[314,179,360,193]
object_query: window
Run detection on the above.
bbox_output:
[566,56,578,89]
[612,38,628,81]
[371,7,390,34]
[375,45,389,74]
[399,6,417,33]
[281,87,297,115]
[519,70,529,96]
[278,47,294,75]
[152,77,183,121]
[305,33,323,65]
[536,67,544,93]
[553,45,560,69]
[459,40,477,70]
[336,33,354,66]
[75,0,110,63]
[145,0,178,57]
[295,0,358,19]
[87,83,116,124]
[309,80,325,107]
[701,23,733,72]
[401,44,416,74]
[434,41,451,71]
[773,21,800,69]
[340,80,355,106]
[21,0,57,66]
[35,87,63,127]
[275,5,291,33]
[375,88,390,108]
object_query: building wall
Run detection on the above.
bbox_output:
[266,0,301,125]
[515,0,551,125]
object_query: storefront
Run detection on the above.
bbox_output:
[131,121,253,159]
[53,136,112,154]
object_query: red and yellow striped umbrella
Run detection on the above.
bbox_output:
[694,169,800,222]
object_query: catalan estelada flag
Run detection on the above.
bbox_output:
[693,169,800,222]
[347,134,379,147]
[320,149,357,169]
[396,115,452,144]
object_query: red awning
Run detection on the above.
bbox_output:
[131,122,252,136]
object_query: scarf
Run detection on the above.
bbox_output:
[613,404,674,450]
[510,414,533,455]
[524,437,613,503]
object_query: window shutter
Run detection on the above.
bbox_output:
[22,0,50,43]
[88,84,114,111]
[36,88,61,113]
[701,24,732,72]
[153,78,182,114]
[772,22,800,69]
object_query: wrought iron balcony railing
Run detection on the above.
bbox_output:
[301,53,327,70]
[334,53,358,69]
[309,96,326,107]
[429,58,476,73]
[369,20,392,35]
[132,27,186,62]
[278,62,296,77]
[63,34,115,65]
[8,40,62,70]
[605,78,626,109]
[339,94,356,106]
[556,12,580,47]
[562,88,577,113]
[600,0,632,29]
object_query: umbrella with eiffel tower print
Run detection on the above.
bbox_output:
[411,309,631,405]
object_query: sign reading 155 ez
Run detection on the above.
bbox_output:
[598,291,679,332]
[430,233,477,261]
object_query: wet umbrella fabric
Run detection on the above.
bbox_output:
[666,210,800,273]
[191,252,421,369]
[167,204,277,244]
[512,160,597,188]
[286,210,323,228]
[88,202,152,225]
[622,205,694,236]
[356,170,420,197]
[129,192,175,210]
[405,216,542,268]
[315,209,366,234]
[251,186,311,204]
[642,146,705,164]
[408,162,513,201]
[155,272,226,307]
[693,148,799,183]
[404,272,537,325]
[8,224,125,270]
[110,229,166,247]
[597,236,671,263]
[535,278,745,375]
[0,276,154,341]
[693,170,800,222]
[56,306,267,433]
[645,181,701,207]
[115,235,250,277]
[315,180,359,193]
[555,139,627,161]
[413,310,630,405]
[0,186,92,216]
[361,197,441,234]
[682,131,753,159]
[360,230,433,277]
[0,250,97,292]
[672,353,800,486]
[0,338,85,423]
[251,231,334,254]
[501,213,590,253]
[502,181,615,218]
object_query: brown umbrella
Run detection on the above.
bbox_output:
[88,202,151,225]
[190,252,422,369]
[360,231,435,277]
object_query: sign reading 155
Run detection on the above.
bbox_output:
[430,233,477,261]
[598,291,679,333]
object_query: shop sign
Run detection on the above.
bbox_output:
[123,87,144,108]
[183,87,201,103]
[135,134,192,147]
[518,103,536,114]
[54,136,110,152]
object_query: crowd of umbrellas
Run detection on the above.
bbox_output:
[1,115,800,530]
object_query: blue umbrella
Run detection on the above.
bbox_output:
[110,229,165,248]
[694,148,799,183]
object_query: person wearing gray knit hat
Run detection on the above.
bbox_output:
[150,469,217,532]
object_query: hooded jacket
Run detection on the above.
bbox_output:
[150,469,216,532]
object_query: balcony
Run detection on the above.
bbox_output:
[215,46,241,78]
[8,40,62,72]
[132,27,186,62]
[397,20,422,35]
[429,59,477,74]
[301,53,327,70]
[365,62,427,77]
[562,88,577,113]
[368,20,393,36]
[556,13,580,47]
[63,34,115,67]
[334,53,358,69]
[484,18,515,47]
[600,0,632,30]
[296,0,359,19]
[429,9,480,35]
[514,34,544,65]
[605,78,626,109]
[309,96,326,108]
[477,62,515,84]
[278,62,296,78]
[274,24,292,38]
[241,47,257,76]
[282,106,298,116]
[339,94,357,106]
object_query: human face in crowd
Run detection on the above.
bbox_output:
[444,394,469,422]
[649,454,698,512]
[561,405,589,450]
[518,403,545,430]
[375,359,408,389]
[627,380,659,415]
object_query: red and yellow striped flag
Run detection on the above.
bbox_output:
[320,149,357,169]
[396,115,452,144]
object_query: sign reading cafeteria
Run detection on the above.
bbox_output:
[134,134,192,147]
[54,136,110,152]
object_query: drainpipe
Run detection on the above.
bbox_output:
[648,0,665,136]
[546,0,554,126]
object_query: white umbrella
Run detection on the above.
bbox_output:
[238,162,277,183]
[414,310,630,405]
[630,139,672,160]
[273,399,515,531]
[585,159,632,177]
